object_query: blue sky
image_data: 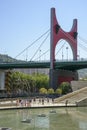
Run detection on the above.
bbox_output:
[0,0,87,61]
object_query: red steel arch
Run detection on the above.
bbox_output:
[50,8,77,69]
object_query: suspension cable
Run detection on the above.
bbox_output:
[15,29,50,59]
[78,36,87,56]
[78,35,87,44]
[62,30,87,54]
[78,42,87,52]
[30,32,50,61]
[34,49,50,61]
[55,40,65,56]
[62,31,87,56]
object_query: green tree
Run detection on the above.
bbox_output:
[10,71,49,95]
[33,73,49,91]
[59,82,72,94]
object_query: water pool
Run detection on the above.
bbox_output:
[0,107,87,130]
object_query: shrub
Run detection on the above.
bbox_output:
[39,87,47,94]
[59,82,72,94]
[55,88,62,95]
[48,88,54,94]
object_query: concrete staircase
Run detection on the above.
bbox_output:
[54,87,87,106]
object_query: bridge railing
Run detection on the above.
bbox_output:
[0,57,87,64]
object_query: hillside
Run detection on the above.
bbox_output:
[0,54,25,63]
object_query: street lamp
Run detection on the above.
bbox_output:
[66,47,68,60]
[79,50,80,60]
[39,49,41,61]
[62,48,64,60]
[26,49,28,61]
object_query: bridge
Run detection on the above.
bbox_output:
[1,7,87,90]
[0,60,87,71]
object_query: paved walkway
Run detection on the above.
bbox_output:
[0,97,76,110]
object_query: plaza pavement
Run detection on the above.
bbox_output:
[0,98,76,110]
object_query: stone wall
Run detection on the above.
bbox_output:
[49,69,78,90]
[76,98,87,106]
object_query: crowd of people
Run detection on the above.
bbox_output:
[16,97,54,107]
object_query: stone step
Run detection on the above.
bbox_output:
[54,87,87,105]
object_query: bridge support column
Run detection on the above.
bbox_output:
[50,8,78,90]
[0,70,5,91]
[49,69,78,90]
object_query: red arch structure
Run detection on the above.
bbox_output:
[50,8,78,90]
[50,8,77,69]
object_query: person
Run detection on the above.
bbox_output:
[33,97,36,102]
[16,99,19,106]
[29,98,32,103]
[65,100,68,106]
[52,98,54,103]
[47,98,49,103]
[42,98,44,105]
[39,98,41,104]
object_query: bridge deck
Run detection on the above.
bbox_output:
[0,60,87,70]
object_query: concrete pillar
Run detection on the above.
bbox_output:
[0,70,5,90]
